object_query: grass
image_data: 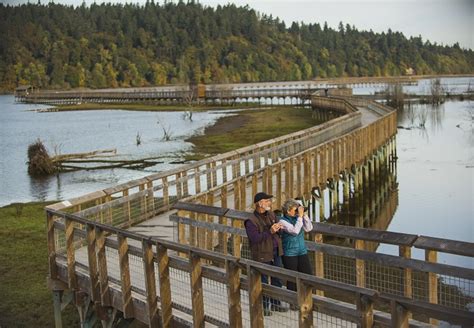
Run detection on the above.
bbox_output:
[187,106,325,159]
[54,102,256,112]
[0,202,83,327]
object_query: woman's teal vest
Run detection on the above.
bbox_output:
[280,215,307,256]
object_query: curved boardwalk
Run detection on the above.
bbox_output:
[45,95,474,328]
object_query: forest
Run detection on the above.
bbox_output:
[1,1,473,91]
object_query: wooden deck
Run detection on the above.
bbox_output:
[45,95,474,327]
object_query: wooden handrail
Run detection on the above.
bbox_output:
[48,206,473,327]
[170,203,474,257]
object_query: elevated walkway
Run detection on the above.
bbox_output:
[45,96,474,327]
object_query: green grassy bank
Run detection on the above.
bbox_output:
[187,106,324,158]
[0,202,81,327]
[53,102,257,112]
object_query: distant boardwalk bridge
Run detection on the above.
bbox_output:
[15,77,417,106]
[42,91,473,327]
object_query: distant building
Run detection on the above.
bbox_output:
[405,67,415,76]
[14,85,34,102]
[15,85,34,96]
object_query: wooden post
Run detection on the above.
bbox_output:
[220,186,228,254]
[189,211,197,247]
[139,183,146,218]
[355,239,366,287]
[233,180,241,211]
[267,167,273,197]
[206,163,212,190]
[195,167,201,194]
[47,212,58,280]
[65,218,77,290]
[304,153,311,200]
[123,189,131,225]
[222,161,228,183]
[226,260,242,328]
[232,218,241,258]
[356,294,374,328]
[86,224,100,302]
[247,265,264,328]
[175,173,182,200]
[426,249,438,325]
[96,227,111,306]
[157,243,172,328]
[206,193,214,251]
[182,171,189,196]
[142,240,159,327]
[276,163,282,209]
[211,162,218,188]
[117,234,134,318]
[163,176,169,211]
[314,233,324,296]
[252,174,258,200]
[399,246,413,300]
[285,160,292,198]
[197,196,206,249]
[296,155,302,197]
[319,186,325,221]
[391,301,409,328]
[297,278,313,327]
[189,251,205,328]
[240,176,247,211]
[106,195,113,224]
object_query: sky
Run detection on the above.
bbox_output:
[2,0,473,49]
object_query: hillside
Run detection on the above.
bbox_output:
[0,1,473,91]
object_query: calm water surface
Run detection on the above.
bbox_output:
[385,99,473,268]
[0,95,231,205]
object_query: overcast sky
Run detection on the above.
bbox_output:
[2,0,473,49]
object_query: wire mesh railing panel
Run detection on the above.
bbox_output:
[323,254,356,286]
[169,267,192,310]
[411,270,430,303]
[365,261,405,296]
[55,228,66,254]
[314,310,357,328]
[202,277,229,325]
[128,252,146,292]
[105,246,121,282]
[438,275,474,310]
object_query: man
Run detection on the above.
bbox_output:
[244,192,288,316]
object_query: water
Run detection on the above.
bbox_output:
[352,76,473,96]
[384,99,473,268]
[0,95,232,205]
[1,78,472,257]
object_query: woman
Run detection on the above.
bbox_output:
[279,199,313,292]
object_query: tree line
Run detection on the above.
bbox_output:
[1,1,472,91]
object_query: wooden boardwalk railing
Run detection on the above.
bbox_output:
[47,95,473,327]
[169,202,474,327]
[48,208,384,327]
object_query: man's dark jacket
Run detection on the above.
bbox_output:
[245,210,283,262]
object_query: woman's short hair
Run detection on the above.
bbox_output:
[282,199,300,215]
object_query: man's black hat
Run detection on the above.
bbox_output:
[254,192,273,203]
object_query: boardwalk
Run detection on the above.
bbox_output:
[45,95,474,327]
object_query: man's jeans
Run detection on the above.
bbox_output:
[261,250,283,310]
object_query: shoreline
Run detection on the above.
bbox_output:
[37,102,259,112]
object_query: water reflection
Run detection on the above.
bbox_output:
[321,158,399,252]
[29,175,54,203]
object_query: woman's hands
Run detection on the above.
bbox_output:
[297,206,305,218]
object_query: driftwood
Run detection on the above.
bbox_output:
[51,149,117,162]
[58,157,165,171]
[28,140,167,175]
